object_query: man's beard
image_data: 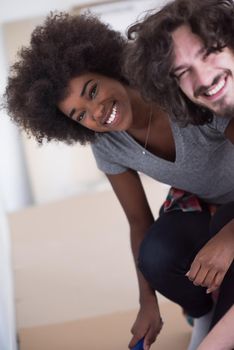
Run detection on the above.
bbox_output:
[194,70,234,118]
[197,96,234,119]
[212,98,234,119]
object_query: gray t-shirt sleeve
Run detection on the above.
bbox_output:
[91,135,128,175]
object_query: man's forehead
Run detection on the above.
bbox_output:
[172,26,204,55]
[172,25,196,44]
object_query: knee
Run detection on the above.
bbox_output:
[138,228,177,286]
[138,234,160,279]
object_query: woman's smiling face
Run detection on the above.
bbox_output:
[58,73,133,132]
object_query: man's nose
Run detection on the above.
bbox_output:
[194,62,214,89]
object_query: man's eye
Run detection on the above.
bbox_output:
[175,70,187,80]
[89,83,98,99]
[77,111,86,122]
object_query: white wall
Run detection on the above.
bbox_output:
[0,0,105,23]
[0,23,33,212]
[0,200,17,350]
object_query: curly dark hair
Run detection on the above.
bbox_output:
[3,12,127,144]
[125,0,234,125]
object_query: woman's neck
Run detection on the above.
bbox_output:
[127,88,152,131]
[125,87,176,162]
[127,88,167,132]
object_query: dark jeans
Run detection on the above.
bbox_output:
[138,202,234,328]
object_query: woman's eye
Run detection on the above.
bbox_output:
[89,83,98,99]
[77,111,86,122]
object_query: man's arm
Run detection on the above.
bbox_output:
[186,218,234,293]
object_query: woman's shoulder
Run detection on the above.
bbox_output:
[92,130,127,150]
[91,131,130,175]
[91,131,129,161]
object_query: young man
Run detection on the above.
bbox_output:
[126,1,234,348]
[126,0,234,125]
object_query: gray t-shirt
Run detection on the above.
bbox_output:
[91,116,234,204]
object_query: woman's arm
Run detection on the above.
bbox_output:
[197,305,234,350]
[106,170,163,350]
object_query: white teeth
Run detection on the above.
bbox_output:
[205,79,225,96]
[106,104,117,124]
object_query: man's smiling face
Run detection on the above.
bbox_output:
[171,25,234,118]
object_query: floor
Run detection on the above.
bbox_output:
[19,301,192,350]
[9,178,170,329]
[8,178,191,349]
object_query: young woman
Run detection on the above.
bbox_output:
[4,12,234,350]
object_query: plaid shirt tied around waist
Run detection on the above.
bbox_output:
[163,187,219,215]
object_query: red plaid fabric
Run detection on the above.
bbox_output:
[163,187,202,213]
[163,187,219,215]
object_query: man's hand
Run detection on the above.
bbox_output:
[128,301,163,350]
[186,222,234,293]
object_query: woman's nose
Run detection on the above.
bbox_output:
[91,103,105,122]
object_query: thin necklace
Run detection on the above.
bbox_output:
[142,104,153,155]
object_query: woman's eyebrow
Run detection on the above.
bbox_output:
[80,79,93,96]
[69,108,76,119]
[68,79,93,118]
